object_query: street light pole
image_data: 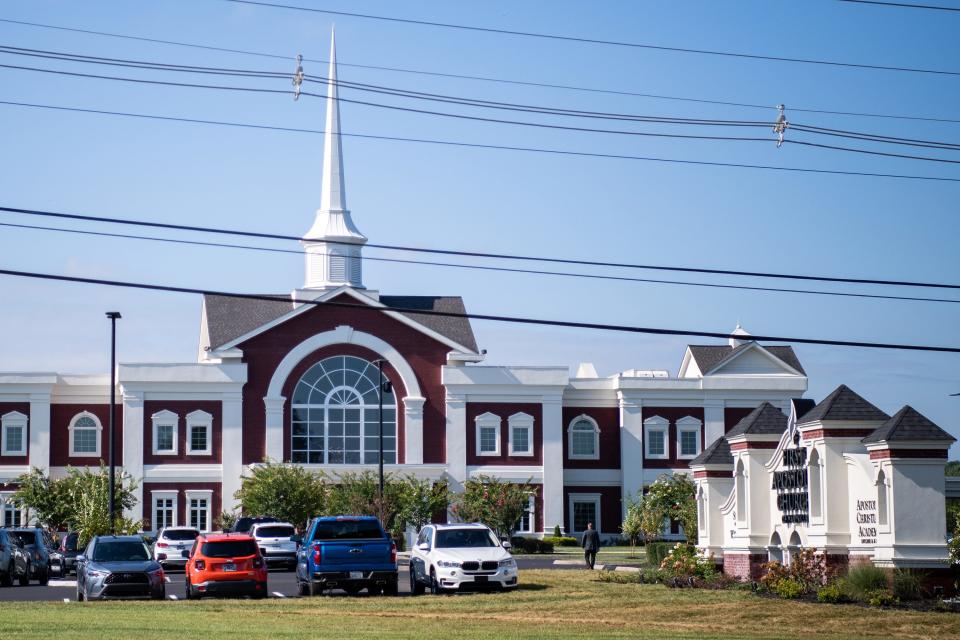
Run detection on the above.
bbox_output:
[376,360,385,503]
[106,311,121,535]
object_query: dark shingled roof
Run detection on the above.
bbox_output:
[862,406,956,444]
[791,398,817,420]
[726,402,788,437]
[797,385,889,424]
[203,293,479,352]
[689,435,733,467]
[687,344,806,376]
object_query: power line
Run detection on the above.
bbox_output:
[1,266,958,353]
[2,203,958,291]
[2,18,958,124]
[837,0,960,12]
[221,0,960,77]
[4,220,957,305]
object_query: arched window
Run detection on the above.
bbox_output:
[568,415,599,460]
[876,469,888,527]
[808,449,823,521]
[768,532,784,563]
[291,356,396,464]
[69,412,102,457]
[735,459,747,526]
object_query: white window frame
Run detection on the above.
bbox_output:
[568,493,602,535]
[1,492,24,527]
[474,412,501,457]
[151,410,179,456]
[185,410,214,456]
[151,490,178,532]
[507,412,534,457]
[567,414,600,460]
[643,415,669,460]
[676,416,702,460]
[185,490,213,532]
[1,411,28,456]
[516,493,536,533]
[68,411,103,457]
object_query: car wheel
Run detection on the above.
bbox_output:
[307,580,320,596]
[0,566,11,587]
[38,570,49,586]
[429,568,444,595]
[185,577,196,600]
[383,578,398,597]
[153,585,165,600]
[76,586,85,602]
[296,579,309,596]
[18,564,30,586]
[251,582,267,599]
[409,565,424,596]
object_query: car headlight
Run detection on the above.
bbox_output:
[87,569,109,579]
[437,560,461,568]
[498,558,517,568]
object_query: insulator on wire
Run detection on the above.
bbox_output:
[292,54,304,101]
[773,104,788,148]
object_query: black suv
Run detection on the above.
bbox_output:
[0,529,30,586]
[232,516,279,534]
[10,528,56,584]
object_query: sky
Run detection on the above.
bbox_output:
[0,1,958,453]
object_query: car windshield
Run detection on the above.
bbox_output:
[201,540,259,558]
[312,520,383,541]
[163,529,199,541]
[255,525,295,538]
[92,540,151,562]
[12,531,36,545]
[63,534,78,552]
[435,529,498,548]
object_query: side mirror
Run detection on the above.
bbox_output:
[76,555,86,564]
[501,541,512,549]
[181,550,191,559]
[417,542,429,551]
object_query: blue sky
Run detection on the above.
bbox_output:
[1,1,958,453]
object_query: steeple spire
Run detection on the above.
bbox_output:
[302,28,367,290]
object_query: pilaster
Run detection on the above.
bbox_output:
[403,396,426,465]
[541,394,564,534]
[27,392,51,471]
[221,392,244,513]
[263,396,286,462]
[703,400,725,447]
[618,394,644,510]
[444,392,467,491]
[121,389,144,521]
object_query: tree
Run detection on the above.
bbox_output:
[234,460,328,531]
[621,493,645,556]
[325,471,410,539]
[10,467,72,531]
[637,473,698,544]
[397,476,451,533]
[451,475,534,540]
[946,460,960,477]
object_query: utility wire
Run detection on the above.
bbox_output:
[221,0,960,77]
[2,18,957,124]
[2,266,958,353]
[837,0,960,12]
[4,220,957,305]
[2,204,958,291]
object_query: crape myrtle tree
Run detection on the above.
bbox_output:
[620,493,646,556]
[451,474,534,540]
[234,459,328,532]
[638,473,698,544]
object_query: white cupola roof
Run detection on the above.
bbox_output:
[728,323,751,348]
[302,29,367,290]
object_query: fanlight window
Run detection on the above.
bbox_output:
[291,356,396,465]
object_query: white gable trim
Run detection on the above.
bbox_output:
[704,343,804,377]
[210,286,477,356]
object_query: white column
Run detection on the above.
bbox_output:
[263,396,286,462]
[444,392,467,492]
[704,401,725,448]
[121,389,144,521]
[28,392,51,472]
[619,394,644,509]
[403,396,426,465]
[221,392,244,513]
[541,395,564,535]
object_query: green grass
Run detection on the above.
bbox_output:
[1,570,956,639]
[522,545,648,565]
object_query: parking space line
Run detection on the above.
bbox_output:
[48,580,77,587]
[164,577,171,583]
[62,598,70,603]
[272,591,286,598]
[168,594,178,601]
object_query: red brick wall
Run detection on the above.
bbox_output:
[237,294,451,465]
[50,404,123,467]
[561,407,620,469]
[465,403,542,466]
[641,407,705,469]
[143,401,222,465]
[722,553,767,580]
[141,482,222,531]
[563,485,622,535]
[0,402,31,465]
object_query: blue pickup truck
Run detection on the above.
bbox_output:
[295,516,398,596]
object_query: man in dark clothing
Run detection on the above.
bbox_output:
[581,522,600,569]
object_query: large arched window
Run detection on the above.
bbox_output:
[568,415,599,460]
[291,356,396,464]
[69,412,102,457]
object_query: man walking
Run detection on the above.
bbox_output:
[581,521,600,569]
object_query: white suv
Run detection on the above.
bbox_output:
[153,527,199,570]
[250,522,298,570]
[409,523,518,594]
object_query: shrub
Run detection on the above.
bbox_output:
[598,568,668,584]
[774,578,805,599]
[844,564,889,601]
[759,548,829,595]
[509,537,554,554]
[866,589,897,607]
[553,525,562,538]
[646,542,671,568]
[892,570,923,601]
[543,536,578,547]
[659,543,717,580]
[817,582,845,603]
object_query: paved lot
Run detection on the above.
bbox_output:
[0,557,604,602]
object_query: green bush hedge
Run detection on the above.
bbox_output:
[542,536,578,547]
[645,542,672,568]
[509,537,555,554]
[844,564,889,601]
[774,578,805,599]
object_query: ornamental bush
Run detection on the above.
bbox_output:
[542,536,578,547]
[774,578,805,599]
[759,548,829,594]
[844,564,889,601]
[866,588,898,607]
[659,543,717,580]
[892,569,923,601]
[646,541,672,568]
[509,537,554,554]
[816,582,846,603]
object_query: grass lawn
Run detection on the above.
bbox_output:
[546,545,648,565]
[2,570,957,639]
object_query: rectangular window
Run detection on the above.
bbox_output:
[185,411,213,456]
[680,430,698,457]
[2,424,24,456]
[516,494,535,533]
[156,424,175,452]
[189,425,207,453]
[189,497,209,532]
[153,496,175,531]
[479,425,498,454]
[569,495,601,534]
[1,498,20,527]
[511,425,530,455]
[648,430,665,456]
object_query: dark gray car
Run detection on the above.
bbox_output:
[0,529,30,586]
[76,536,166,601]
[10,528,56,584]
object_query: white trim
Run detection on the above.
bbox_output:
[703,342,805,377]
[516,493,536,534]
[185,489,213,532]
[185,409,213,456]
[68,411,102,457]
[1,411,28,456]
[507,412,534,457]
[151,490,178,531]
[643,415,669,459]
[568,492,602,534]
[676,415,702,460]
[474,412,501,456]
[151,409,179,456]
[0,492,24,527]
[567,414,600,460]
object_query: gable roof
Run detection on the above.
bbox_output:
[687,343,806,376]
[726,402,788,437]
[690,435,733,466]
[797,384,889,424]
[862,405,956,444]
[202,293,478,353]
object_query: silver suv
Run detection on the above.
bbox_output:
[250,522,298,570]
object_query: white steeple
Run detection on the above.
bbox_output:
[729,322,751,348]
[302,28,367,290]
